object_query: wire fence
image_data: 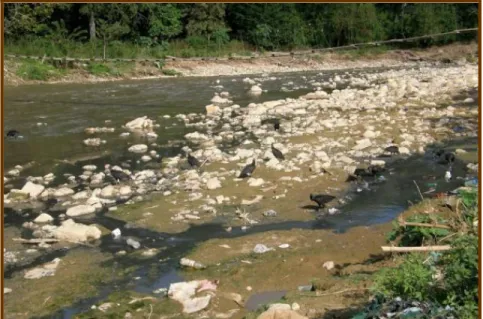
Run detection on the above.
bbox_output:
[4,28,478,64]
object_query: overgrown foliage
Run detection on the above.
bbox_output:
[4,3,478,59]
[368,189,479,318]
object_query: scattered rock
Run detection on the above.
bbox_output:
[34,213,54,223]
[4,288,12,294]
[206,178,222,190]
[66,205,96,217]
[24,258,61,279]
[128,144,148,153]
[323,261,335,270]
[52,219,102,242]
[21,182,45,199]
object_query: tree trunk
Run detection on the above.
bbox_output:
[89,11,96,42]
[103,35,106,60]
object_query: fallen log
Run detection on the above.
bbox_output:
[381,245,452,252]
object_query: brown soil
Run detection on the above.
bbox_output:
[3,42,478,86]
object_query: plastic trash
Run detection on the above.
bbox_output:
[328,208,340,215]
[111,228,121,239]
[298,284,314,292]
[179,258,206,269]
[253,244,274,254]
[465,178,478,187]
[126,238,140,249]
[263,209,277,217]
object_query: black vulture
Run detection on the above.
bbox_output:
[309,194,336,210]
[271,144,285,160]
[274,123,280,131]
[384,145,400,155]
[239,159,256,178]
[345,174,361,182]
[5,130,20,139]
[367,165,385,176]
[105,165,131,184]
[187,153,201,168]
[444,152,456,164]
[111,170,131,183]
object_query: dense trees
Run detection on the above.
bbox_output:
[4,3,478,54]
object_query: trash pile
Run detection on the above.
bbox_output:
[352,295,456,319]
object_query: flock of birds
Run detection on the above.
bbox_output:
[5,122,458,214]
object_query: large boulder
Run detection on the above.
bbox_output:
[52,219,102,242]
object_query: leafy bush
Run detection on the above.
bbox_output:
[373,253,435,300]
[16,59,64,80]
[386,214,450,246]
[87,63,111,76]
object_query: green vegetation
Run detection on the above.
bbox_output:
[15,59,66,80]
[4,4,478,60]
[367,189,479,318]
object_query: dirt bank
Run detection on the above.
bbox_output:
[3,42,478,86]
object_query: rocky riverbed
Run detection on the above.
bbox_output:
[3,61,479,318]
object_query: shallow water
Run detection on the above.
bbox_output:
[4,65,412,175]
[3,65,475,318]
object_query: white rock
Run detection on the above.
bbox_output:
[66,205,96,217]
[7,169,20,177]
[24,258,61,279]
[100,185,116,198]
[291,303,301,311]
[247,178,264,187]
[125,116,153,131]
[250,85,263,94]
[4,288,12,294]
[83,165,97,171]
[54,187,74,197]
[206,178,222,190]
[128,144,148,153]
[323,261,335,270]
[353,139,372,150]
[52,219,101,242]
[83,138,102,146]
[34,213,54,223]
[363,130,376,138]
[21,182,45,199]
[399,147,410,155]
[205,104,221,115]
[119,186,132,197]
[141,155,152,162]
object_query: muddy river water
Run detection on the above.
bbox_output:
[3,65,478,318]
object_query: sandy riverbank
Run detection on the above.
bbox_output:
[3,42,478,86]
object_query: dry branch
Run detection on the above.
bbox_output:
[381,245,452,252]
[401,222,451,229]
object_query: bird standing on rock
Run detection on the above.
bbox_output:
[309,194,336,211]
[271,144,285,161]
[187,153,201,168]
[384,145,400,155]
[105,164,132,184]
[239,159,256,178]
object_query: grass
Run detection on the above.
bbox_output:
[5,37,255,60]
[15,59,66,80]
[364,189,479,318]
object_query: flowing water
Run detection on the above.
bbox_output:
[3,65,477,318]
